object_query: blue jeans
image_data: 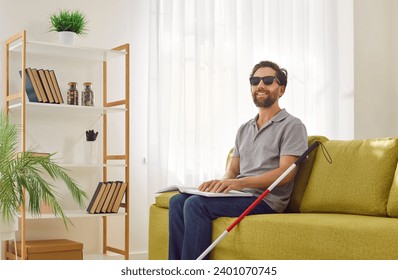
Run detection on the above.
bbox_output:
[168,193,276,260]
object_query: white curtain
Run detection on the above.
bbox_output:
[148,0,353,191]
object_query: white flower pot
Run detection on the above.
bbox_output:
[58,31,76,45]
[84,140,98,164]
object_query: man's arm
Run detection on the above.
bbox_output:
[221,156,240,179]
[199,155,299,193]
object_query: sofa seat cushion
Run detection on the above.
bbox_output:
[211,213,398,259]
[155,191,178,209]
[300,138,398,216]
[148,204,170,260]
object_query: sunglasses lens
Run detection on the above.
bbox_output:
[249,77,261,86]
[263,76,275,85]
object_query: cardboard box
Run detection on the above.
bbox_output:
[10,239,83,260]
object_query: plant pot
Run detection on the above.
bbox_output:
[58,31,76,45]
[84,140,98,164]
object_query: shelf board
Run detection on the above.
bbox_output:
[59,163,127,168]
[9,40,127,61]
[8,102,126,115]
[23,210,126,220]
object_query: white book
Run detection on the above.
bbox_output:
[156,185,253,197]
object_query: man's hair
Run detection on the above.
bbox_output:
[250,61,288,87]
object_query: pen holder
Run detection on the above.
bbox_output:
[84,140,98,164]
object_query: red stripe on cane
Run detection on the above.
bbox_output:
[226,189,270,232]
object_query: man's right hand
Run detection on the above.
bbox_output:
[198,180,221,192]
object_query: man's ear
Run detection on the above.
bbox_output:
[279,86,286,97]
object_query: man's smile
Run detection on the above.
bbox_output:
[256,91,268,97]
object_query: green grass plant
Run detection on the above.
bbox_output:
[49,9,88,36]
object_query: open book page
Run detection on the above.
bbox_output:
[156,185,253,197]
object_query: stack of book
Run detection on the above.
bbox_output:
[86,181,128,214]
[20,67,64,104]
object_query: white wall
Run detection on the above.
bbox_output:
[0,0,150,258]
[354,0,398,138]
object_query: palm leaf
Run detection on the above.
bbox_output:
[0,111,87,228]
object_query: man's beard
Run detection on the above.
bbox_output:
[252,93,277,108]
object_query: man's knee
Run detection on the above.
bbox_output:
[169,194,189,211]
[183,195,207,214]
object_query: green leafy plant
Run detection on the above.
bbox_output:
[49,9,88,35]
[0,112,87,227]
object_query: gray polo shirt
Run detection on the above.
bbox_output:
[233,109,308,212]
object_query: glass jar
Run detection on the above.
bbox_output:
[67,82,79,105]
[81,82,94,106]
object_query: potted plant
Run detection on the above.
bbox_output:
[0,111,87,231]
[49,9,88,45]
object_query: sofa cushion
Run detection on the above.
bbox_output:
[155,191,178,209]
[148,204,170,260]
[211,213,398,259]
[285,135,329,213]
[387,166,398,217]
[300,138,398,216]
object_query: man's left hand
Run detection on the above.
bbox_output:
[204,178,247,193]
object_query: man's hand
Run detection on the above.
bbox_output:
[198,178,247,193]
[198,180,221,192]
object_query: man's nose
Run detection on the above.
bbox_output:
[257,79,267,88]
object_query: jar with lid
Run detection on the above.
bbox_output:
[81,82,94,106]
[67,82,79,105]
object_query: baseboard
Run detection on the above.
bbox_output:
[129,251,148,260]
[84,251,148,260]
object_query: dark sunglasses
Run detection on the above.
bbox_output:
[249,76,280,86]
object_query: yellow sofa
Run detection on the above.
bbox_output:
[148,136,398,259]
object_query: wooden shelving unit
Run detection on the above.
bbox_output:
[3,30,130,260]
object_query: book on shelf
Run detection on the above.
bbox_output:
[156,185,253,197]
[107,181,122,213]
[31,68,48,103]
[19,68,40,102]
[49,70,64,103]
[16,152,51,158]
[38,69,55,103]
[101,181,117,213]
[44,70,59,104]
[27,68,44,102]
[29,152,51,157]
[95,182,112,213]
[86,182,106,214]
[111,182,128,213]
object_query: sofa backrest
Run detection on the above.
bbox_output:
[387,167,398,217]
[299,138,398,217]
[285,136,329,213]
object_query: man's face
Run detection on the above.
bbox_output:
[251,67,284,108]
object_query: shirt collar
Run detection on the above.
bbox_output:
[250,109,289,126]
